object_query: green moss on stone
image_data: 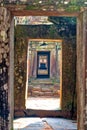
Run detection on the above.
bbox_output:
[65,5,80,12]
[25,5,40,10]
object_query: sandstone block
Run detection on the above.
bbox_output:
[32,87,41,91]
[44,92,53,96]
[41,88,52,92]
[32,91,40,96]
[39,92,44,96]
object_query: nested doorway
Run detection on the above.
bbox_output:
[37,51,50,78]
[26,39,62,111]
[5,5,86,129]
[14,16,77,117]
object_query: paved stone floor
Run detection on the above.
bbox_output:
[26,97,60,110]
[13,117,77,130]
[14,98,77,129]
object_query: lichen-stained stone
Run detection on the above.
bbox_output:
[14,17,77,116]
[76,10,87,130]
[14,37,27,112]
[1,0,87,13]
[62,39,76,114]
[0,7,11,130]
[83,11,87,130]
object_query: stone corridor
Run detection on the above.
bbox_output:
[14,117,77,130]
[0,2,87,129]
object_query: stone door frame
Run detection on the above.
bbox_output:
[28,38,62,78]
[9,10,87,130]
[26,38,62,108]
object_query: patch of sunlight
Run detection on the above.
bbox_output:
[26,97,61,110]
[13,117,43,129]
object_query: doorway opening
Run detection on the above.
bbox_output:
[26,39,62,110]
[14,15,76,119]
[37,51,50,79]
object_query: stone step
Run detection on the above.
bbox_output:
[28,88,60,97]
[19,109,74,119]
[29,78,59,85]
[28,80,60,97]
[29,82,54,86]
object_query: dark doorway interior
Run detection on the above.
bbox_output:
[37,51,50,78]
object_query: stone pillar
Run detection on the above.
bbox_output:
[9,17,14,129]
[77,11,87,130]
[32,50,37,78]
[84,11,87,130]
[0,7,12,130]
[50,49,56,78]
[56,43,58,79]
[28,45,31,78]
[62,39,76,116]
[14,37,28,116]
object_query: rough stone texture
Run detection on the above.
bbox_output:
[14,37,27,110]
[28,83,60,97]
[0,3,86,130]
[84,11,87,130]
[62,39,76,117]
[77,12,85,130]
[1,0,87,13]
[14,20,76,117]
[77,11,87,130]
[0,7,11,130]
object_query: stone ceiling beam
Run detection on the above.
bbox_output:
[11,10,79,17]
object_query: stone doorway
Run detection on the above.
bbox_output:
[26,39,62,111]
[37,51,50,78]
[14,15,77,118]
[0,2,87,129]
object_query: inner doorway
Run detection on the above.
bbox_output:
[26,39,62,111]
[14,15,77,119]
[37,51,50,78]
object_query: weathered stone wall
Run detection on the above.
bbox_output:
[77,11,87,130]
[1,0,87,12]
[14,37,28,116]
[0,2,87,130]
[84,11,87,130]
[62,39,76,118]
[14,24,76,118]
[0,7,11,130]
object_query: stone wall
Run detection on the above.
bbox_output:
[62,39,76,118]
[14,37,28,116]
[0,4,87,130]
[0,7,11,130]
[1,0,87,12]
[84,11,87,130]
[77,11,87,130]
[14,24,76,118]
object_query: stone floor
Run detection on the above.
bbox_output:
[13,117,77,130]
[14,97,77,130]
[26,97,60,110]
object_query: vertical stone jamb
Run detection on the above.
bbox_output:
[77,11,87,130]
[14,36,28,117]
[9,16,14,129]
[33,50,37,78]
[84,11,87,130]
[0,7,11,130]
[62,38,76,117]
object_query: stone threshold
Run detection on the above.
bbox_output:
[14,109,76,120]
